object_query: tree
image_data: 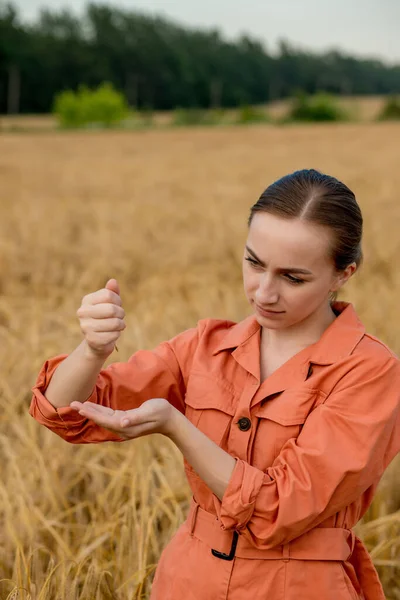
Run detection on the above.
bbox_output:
[0,1,399,114]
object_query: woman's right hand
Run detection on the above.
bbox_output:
[77,278,126,359]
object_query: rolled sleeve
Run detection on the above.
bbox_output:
[215,458,265,531]
[30,354,122,443]
[30,354,92,423]
[213,353,400,548]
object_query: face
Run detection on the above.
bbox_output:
[243,212,355,331]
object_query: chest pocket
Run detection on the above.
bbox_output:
[253,388,323,462]
[184,372,238,447]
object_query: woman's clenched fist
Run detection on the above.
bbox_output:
[77,278,126,358]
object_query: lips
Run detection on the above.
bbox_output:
[255,303,284,314]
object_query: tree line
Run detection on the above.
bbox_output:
[1,1,400,115]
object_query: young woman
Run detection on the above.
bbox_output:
[30,169,400,600]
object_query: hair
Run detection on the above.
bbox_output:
[248,169,363,305]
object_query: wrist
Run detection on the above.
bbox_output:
[164,404,186,441]
[81,340,111,364]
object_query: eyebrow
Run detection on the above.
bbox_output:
[245,245,313,275]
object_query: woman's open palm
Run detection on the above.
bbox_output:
[70,397,175,439]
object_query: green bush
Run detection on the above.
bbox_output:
[53,82,130,129]
[378,96,400,121]
[236,104,269,124]
[287,92,347,122]
[53,89,83,128]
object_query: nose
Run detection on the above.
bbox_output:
[255,273,279,305]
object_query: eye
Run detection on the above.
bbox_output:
[245,256,262,268]
[245,257,306,284]
[285,274,305,285]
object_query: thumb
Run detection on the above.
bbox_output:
[105,278,121,297]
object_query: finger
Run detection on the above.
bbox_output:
[105,278,120,297]
[70,402,83,411]
[119,405,154,428]
[82,288,122,307]
[77,303,125,320]
[73,404,123,430]
[83,317,126,333]
[70,402,117,418]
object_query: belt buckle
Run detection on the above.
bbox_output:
[211,530,239,561]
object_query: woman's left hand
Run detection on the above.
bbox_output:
[70,398,177,440]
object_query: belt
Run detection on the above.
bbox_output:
[186,497,386,599]
[187,497,355,562]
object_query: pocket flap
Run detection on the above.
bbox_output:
[253,388,322,425]
[184,372,237,416]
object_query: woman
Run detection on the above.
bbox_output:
[30,169,400,600]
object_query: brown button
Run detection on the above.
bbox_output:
[238,417,251,431]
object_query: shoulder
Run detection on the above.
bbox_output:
[158,317,241,381]
[328,301,398,370]
[357,331,399,361]
[331,332,400,395]
[161,317,240,361]
[175,317,240,354]
[320,334,400,427]
[351,331,400,374]
[167,317,237,344]
[196,317,238,338]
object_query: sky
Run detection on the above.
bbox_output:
[13,0,400,64]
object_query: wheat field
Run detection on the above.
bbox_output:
[0,121,399,599]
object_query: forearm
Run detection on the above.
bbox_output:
[168,409,236,501]
[44,340,108,409]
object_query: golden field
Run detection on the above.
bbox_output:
[0,120,399,599]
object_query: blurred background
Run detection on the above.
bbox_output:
[0,1,399,598]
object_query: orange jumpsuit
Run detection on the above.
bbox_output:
[30,301,400,600]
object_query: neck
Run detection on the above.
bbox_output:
[261,302,338,353]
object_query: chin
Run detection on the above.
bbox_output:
[253,311,285,328]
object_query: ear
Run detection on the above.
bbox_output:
[331,262,357,292]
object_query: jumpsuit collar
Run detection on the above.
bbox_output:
[212,301,366,392]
